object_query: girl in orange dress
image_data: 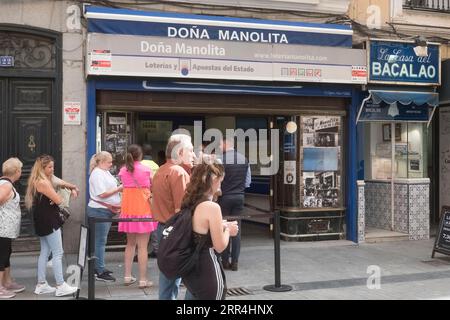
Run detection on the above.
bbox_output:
[118,144,157,289]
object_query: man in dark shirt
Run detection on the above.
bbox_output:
[218,138,251,271]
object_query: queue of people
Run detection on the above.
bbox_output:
[0,133,250,300]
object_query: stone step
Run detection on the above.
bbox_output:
[12,237,40,252]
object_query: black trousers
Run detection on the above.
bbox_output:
[218,194,244,263]
[0,237,12,271]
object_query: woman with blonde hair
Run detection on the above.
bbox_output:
[181,160,238,300]
[25,155,77,297]
[87,151,122,282]
[0,158,25,298]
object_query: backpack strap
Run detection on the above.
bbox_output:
[0,177,17,199]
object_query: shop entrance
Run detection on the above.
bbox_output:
[95,89,349,244]
[97,111,272,246]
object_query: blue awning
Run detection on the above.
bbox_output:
[84,6,353,47]
[370,90,439,107]
[357,90,439,124]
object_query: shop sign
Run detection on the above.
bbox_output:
[359,99,429,122]
[63,101,81,125]
[368,39,440,85]
[86,33,366,84]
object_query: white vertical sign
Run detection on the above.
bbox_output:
[64,101,81,125]
[284,160,296,185]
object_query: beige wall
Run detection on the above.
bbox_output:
[1,0,86,252]
[348,0,390,27]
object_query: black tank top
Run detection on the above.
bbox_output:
[193,231,213,249]
[33,193,62,237]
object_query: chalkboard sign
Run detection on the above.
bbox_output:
[432,206,450,258]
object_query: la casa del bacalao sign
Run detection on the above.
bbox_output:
[368,39,440,86]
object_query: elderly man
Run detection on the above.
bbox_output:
[152,134,196,300]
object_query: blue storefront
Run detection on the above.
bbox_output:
[84,6,367,242]
[356,39,440,242]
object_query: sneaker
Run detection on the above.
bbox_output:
[34,281,56,295]
[103,268,114,275]
[4,282,25,293]
[55,282,77,297]
[0,287,16,299]
[231,262,238,271]
[95,271,116,283]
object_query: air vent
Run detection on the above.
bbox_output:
[227,287,252,296]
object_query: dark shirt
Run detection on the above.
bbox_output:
[220,149,250,196]
[33,193,62,237]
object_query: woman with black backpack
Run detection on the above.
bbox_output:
[180,159,238,300]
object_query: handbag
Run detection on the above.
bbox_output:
[56,206,71,225]
[131,173,152,206]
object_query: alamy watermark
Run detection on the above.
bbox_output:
[366,265,381,289]
[171,121,280,175]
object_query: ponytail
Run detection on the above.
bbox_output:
[125,144,143,173]
[125,152,135,173]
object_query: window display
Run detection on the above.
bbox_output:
[367,122,428,179]
[102,112,133,175]
[301,116,342,209]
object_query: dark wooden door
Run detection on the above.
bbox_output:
[0,78,55,237]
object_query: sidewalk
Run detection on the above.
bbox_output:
[7,222,450,300]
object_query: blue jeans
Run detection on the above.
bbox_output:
[86,206,113,274]
[37,228,64,285]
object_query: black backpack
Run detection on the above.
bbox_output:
[157,207,206,280]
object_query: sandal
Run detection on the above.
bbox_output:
[124,276,136,286]
[138,280,153,289]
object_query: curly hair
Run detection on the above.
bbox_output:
[181,160,224,210]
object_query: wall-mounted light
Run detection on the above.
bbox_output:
[413,36,428,57]
[286,121,297,134]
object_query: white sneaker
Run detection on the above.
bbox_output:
[34,281,56,295]
[55,282,77,297]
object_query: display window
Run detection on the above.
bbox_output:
[366,122,428,180]
[300,116,343,209]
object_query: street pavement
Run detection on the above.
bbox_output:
[6,222,450,300]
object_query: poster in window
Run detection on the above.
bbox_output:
[302,171,339,208]
[302,116,340,147]
[409,159,421,172]
[382,123,401,142]
[303,147,338,171]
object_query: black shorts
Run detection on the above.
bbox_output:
[0,237,12,271]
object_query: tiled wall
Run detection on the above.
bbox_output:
[361,181,430,241]
[365,182,391,230]
[357,182,365,243]
[408,184,430,240]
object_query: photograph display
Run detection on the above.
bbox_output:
[301,116,341,208]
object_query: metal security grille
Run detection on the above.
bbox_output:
[227,287,253,297]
